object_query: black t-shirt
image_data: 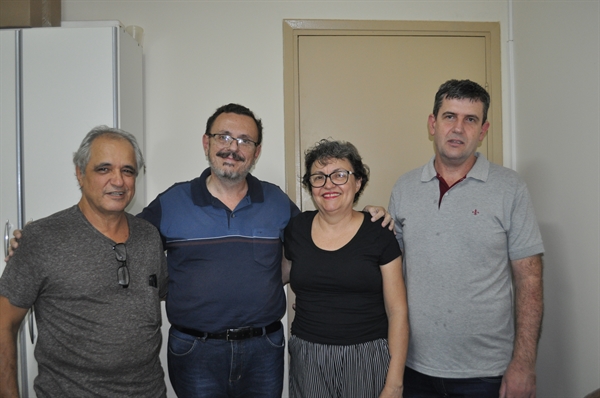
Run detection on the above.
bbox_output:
[284,211,401,345]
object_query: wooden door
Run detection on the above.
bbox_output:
[284,20,502,212]
[283,19,502,319]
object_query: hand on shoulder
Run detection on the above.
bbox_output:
[4,229,22,262]
[363,205,395,232]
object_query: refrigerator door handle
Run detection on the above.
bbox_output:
[28,308,36,343]
[4,220,10,259]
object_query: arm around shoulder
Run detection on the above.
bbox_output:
[4,229,23,262]
[0,295,29,398]
[281,250,291,285]
[363,205,395,231]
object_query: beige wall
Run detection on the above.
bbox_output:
[61,1,599,397]
[62,0,510,197]
[513,2,600,397]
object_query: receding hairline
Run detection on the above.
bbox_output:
[211,112,260,138]
[82,134,137,170]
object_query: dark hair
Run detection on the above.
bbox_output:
[73,125,145,176]
[432,79,491,123]
[302,139,369,204]
[204,103,263,145]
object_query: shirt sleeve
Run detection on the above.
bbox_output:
[137,196,166,248]
[507,180,545,260]
[379,227,402,266]
[0,224,45,309]
[388,187,405,252]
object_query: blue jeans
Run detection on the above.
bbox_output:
[404,366,502,398]
[167,324,285,398]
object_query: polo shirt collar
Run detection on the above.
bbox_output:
[421,152,490,183]
[466,152,490,182]
[422,155,438,182]
[191,167,265,207]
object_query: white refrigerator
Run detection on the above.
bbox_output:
[0,22,146,397]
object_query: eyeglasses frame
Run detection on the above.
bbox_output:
[308,169,354,188]
[113,243,130,288]
[206,133,259,149]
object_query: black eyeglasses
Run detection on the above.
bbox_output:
[308,170,354,188]
[206,133,259,150]
[113,243,129,288]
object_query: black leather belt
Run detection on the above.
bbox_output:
[173,320,282,341]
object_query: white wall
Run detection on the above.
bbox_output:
[61,1,600,397]
[513,1,600,397]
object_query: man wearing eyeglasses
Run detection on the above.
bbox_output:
[0,126,168,398]
[138,103,391,397]
[140,103,289,398]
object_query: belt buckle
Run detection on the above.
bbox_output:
[226,326,252,341]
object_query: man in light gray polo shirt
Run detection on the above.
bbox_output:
[389,79,544,398]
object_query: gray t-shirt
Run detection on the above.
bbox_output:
[0,205,168,397]
[389,153,544,378]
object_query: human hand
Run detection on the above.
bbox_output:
[363,205,394,231]
[499,359,536,398]
[378,384,403,398]
[4,229,22,262]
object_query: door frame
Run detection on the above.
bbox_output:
[283,19,503,208]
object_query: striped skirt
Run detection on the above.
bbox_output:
[289,335,390,398]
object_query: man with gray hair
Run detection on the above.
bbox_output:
[0,126,168,398]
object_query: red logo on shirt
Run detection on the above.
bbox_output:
[472,209,479,215]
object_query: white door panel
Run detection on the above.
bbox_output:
[22,27,116,222]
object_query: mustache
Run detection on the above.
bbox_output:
[216,150,245,161]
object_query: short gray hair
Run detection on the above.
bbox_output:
[73,125,145,176]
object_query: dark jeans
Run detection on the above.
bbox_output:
[167,324,284,398]
[404,366,502,398]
